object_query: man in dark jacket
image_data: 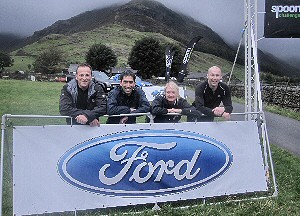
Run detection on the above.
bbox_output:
[151,81,203,123]
[106,70,150,124]
[194,66,233,122]
[59,64,107,126]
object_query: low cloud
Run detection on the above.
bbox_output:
[0,0,299,68]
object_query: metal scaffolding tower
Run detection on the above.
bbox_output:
[244,0,278,197]
[244,0,263,120]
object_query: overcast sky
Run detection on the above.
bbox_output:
[0,0,299,68]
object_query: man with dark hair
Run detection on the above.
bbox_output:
[194,66,233,122]
[59,64,107,126]
[106,70,150,124]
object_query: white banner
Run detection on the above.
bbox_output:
[13,121,267,215]
[142,86,185,101]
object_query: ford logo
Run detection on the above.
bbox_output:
[57,129,233,196]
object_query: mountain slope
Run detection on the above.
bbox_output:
[9,24,243,76]
[1,0,299,77]
[24,0,235,63]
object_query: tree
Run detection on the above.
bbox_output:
[0,52,14,71]
[33,47,63,74]
[128,37,165,79]
[85,44,117,71]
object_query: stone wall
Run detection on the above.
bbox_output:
[0,72,66,82]
[229,83,300,112]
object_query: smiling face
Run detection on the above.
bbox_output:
[120,75,136,95]
[207,66,222,91]
[164,81,180,103]
[165,82,179,103]
[75,65,92,90]
[165,87,177,103]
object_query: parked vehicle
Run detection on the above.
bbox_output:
[65,64,79,83]
[111,74,152,87]
[92,71,120,92]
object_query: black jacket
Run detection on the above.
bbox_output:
[106,86,150,124]
[151,95,203,123]
[194,81,233,117]
[59,79,107,124]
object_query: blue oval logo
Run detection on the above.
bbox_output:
[57,129,233,196]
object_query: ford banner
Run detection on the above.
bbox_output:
[13,122,268,215]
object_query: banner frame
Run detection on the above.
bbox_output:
[1,112,278,216]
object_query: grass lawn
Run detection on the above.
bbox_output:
[0,79,300,215]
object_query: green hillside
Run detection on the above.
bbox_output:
[9,24,244,79]
[2,0,299,77]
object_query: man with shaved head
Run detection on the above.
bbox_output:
[193,66,233,122]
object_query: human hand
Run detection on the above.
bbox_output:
[89,119,100,127]
[222,112,231,121]
[212,107,225,117]
[75,115,88,125]
[130,108,136,112]
[167,108,182,114]
[120,116,128,124]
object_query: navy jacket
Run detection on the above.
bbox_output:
[106,86,150,124]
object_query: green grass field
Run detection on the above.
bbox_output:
[0,79,300,215]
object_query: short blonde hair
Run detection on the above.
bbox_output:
[164,81,180,99]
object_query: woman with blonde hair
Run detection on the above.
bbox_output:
[151,81,202,123]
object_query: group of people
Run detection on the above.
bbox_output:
[59,64,233,126]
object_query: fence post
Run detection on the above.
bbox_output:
[280,80,289,108]
[0,114,7,216]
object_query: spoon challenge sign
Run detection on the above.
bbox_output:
[264,0,300,38]
[13,122,268,215]
[57,130,233,196]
